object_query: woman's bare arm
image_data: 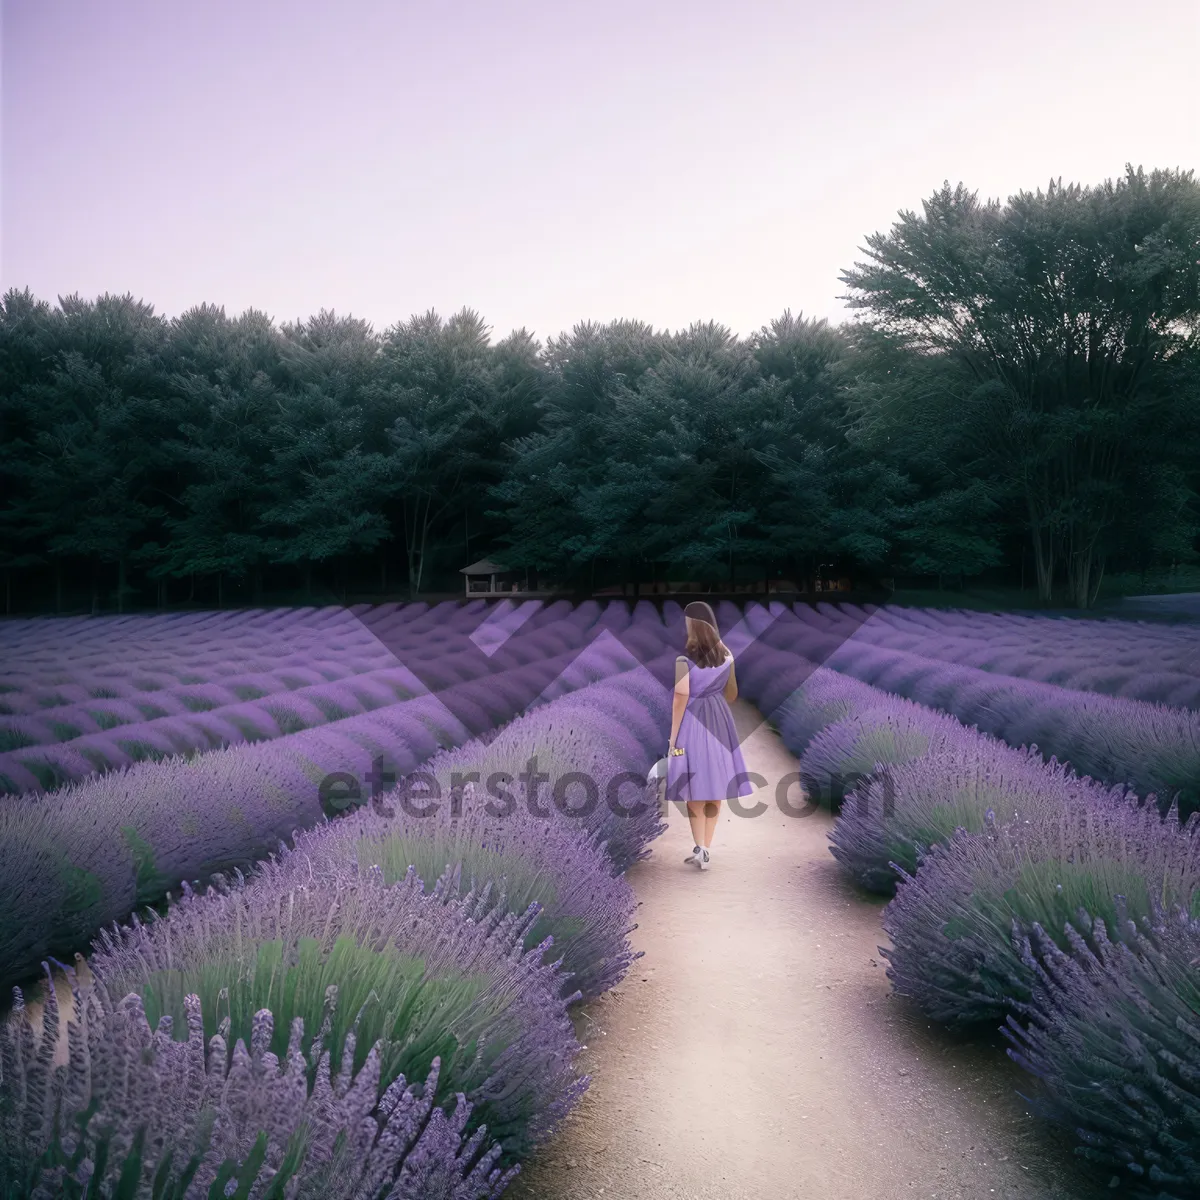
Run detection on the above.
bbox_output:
[723,656,738,703]
[669,655,689,747]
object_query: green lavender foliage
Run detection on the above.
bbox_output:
[830,742,1119,895]
[799,701,969,810]
[85,853,586,1162]
[881,797,1200,1027]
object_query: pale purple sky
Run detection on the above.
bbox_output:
[4,0,1197,344]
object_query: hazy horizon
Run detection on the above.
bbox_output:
[4,0,1197,345]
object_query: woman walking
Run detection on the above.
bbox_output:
[667,601,753,870]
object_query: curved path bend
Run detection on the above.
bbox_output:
[510,700,1099,1200]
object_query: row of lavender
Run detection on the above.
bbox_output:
[15,595,1196,807]
[0,600,622,793]
[0,599,556,706]
[0,598,495,661]
[729,600,1200,819]
[0,598,588,680]
[0,597,653,704]
[849,602,1200,705]
[768,598,1200,704]
[0,600,448,784]
[0,608,674,991]
[0,605,395,704]
[732,615,1200,1196]
[0,661,673,1198]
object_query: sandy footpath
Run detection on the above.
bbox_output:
[508,700,1103,1200]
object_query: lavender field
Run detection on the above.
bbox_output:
[2,598,1200,1198]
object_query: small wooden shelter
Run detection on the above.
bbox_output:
[460,558,528,595]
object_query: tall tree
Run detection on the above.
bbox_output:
[151,371,280,605]
[3,294,170,611]
[489,319,671,583]
[839,166,1200,607]
[839,323,1009,585]
[373,309,502,596]
[142,306,288,602]
[747,311,912,584]
[0,289,63,608]
[601,322,762,583]
[264,311,390,597]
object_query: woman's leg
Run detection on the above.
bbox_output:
[702,801,721,847]
[686,801,707,847]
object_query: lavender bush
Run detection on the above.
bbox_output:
[779,668,890,748]
[844,603,1200,706]
[80,851,585,1163]
[410,667,672,875]
[0,598,518,716]
[1003,904,1200,1197]
[0,607,399,699]
[798,700,972,810]
[740,657,820,725]
[0,603,640,795]
[880,796,1200,1027]
[817,638,1200,818]
[717,601,1200,731]
[298,668,673,1001]
[0,969,519,1198]
[289,792,639,1003]
[829,743,1110,895]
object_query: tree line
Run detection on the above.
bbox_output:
[2,164,1198,614]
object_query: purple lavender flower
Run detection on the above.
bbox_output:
[815,625,1200,817]
[0,613,671,990]
[881,792,1200,1027]
[293,786,640,1003]
[0,962,522,1198]
[830,742,1121,895]
[1003,902,1200,1196]
[83,849,586,1164]
[799,700,970,810]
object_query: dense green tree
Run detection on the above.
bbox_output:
[838,323,1010,584]
[372,309,523,596]
[0,289,64,610]
[488,319,673,584]
[600,322,763,582]
[2,294,171,611]
[458,324,545,568]
[149,370,280,605]
[137,305,291,604]
[262,312,390,598]
[840,165,1200,607]
[748,311,907,583]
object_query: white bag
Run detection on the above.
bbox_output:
[647,757,668,785]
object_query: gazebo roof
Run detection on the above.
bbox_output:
[460,558,510,575]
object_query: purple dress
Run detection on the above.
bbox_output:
[666,654,754,803]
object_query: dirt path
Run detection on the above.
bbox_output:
[509,701,1103,1200]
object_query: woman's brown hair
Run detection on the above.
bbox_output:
[683,601,729,668]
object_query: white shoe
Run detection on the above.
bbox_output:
[699,847,711,870]
[684,845,702,865]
